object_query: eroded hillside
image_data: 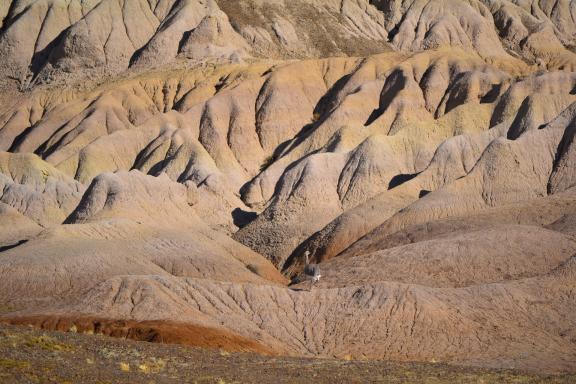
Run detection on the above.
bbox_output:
[0,0,576,374]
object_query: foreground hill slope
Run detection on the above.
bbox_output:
[0,0,576,374]
[3,323,573,384]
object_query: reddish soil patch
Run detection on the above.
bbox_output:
[1,315,275,355]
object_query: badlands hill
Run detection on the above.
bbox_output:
[0,0,576,374]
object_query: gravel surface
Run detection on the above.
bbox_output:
[0,323,575,384]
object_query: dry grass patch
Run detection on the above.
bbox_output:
[24,334,73,352]
[0,358,31,369]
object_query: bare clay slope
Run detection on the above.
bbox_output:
[0,0,576,375]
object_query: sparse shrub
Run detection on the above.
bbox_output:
[147,358,166,373]
[136,358,166,374]
[138,363,150,374]
[0,358,31,369]
[24,335,73,352]
[99,347,119,359]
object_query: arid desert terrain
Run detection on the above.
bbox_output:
[0,0,576,381]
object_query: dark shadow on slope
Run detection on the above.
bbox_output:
[364,68,407,126]
[129,0,184,68]
[178,30,192,54]
[64,178,99,224]
[0,239,28,253]
[386,9,411,41]
[506,97,532,140]
[388,172,419,189]
[238,134,309,205]
[29,29,67,77]
[312,73,354,118]
[149,157,175,176]
[129,45,147,67]
[480,83,503,104]
[232,208,257,228]
[8,125,35,153]
[281,123,318,154]
[0,1,28,37]
[547,113,576,194]
[364,107,384,126]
